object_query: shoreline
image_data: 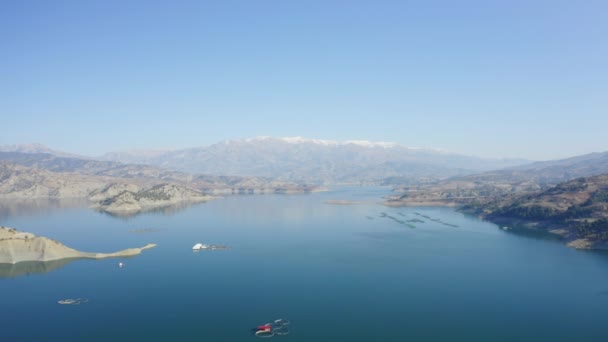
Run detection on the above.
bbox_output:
[384,200,458,207]
[0,226,157,264]
[382,199,608,251]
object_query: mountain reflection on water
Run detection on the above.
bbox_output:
[0,259,77,278]
[95,201,208,219]
[0,198,209,220]
[0,198,90,220]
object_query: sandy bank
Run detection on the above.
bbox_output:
[0,226,156,264]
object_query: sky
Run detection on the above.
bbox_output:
[1,0,607,160]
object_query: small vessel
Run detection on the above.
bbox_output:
[253,319,290,337]
[255,324,273,337]
[57,298,89,305]
[192,243,209,250]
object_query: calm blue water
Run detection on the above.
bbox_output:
[2,187,608,341]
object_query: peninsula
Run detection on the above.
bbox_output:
[0,226,156,264]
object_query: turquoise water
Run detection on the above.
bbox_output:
[2,187,608,341]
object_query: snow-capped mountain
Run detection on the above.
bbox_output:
[242,136,401,149]
[100,137,530,184]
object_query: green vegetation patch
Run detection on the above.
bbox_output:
[135,186,172,201]
[577,219,608,239]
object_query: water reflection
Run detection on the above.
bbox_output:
[497,225,564,242]
[0,258,77,278]
[0,254,142,278]
[0,198,90,220]
[95,201,208,220]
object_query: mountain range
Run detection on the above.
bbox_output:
[3,138,608,229]
[4,139,608,191]
[0,143,84,159]
[98,137,529,184]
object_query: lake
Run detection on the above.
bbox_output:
[2,187,608,341]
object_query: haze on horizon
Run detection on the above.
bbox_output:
[2,1,607,161]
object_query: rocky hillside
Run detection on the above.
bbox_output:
[91,183,213,214]
[0,162,109,198]
[0,226,156,264]
[0,151,194,181]
[460,175,608,249]
[101,137,529,184]
[0,152,317,200]
[388,151,608,207]
[0,154,317,216]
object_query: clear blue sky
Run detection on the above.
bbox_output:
[1,0,606,160]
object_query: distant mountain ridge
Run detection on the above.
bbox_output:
[237,136,403,148]
[99,136,530,184]
[388,151,608,207]
[506,151,608,181]
[0,143,85,159]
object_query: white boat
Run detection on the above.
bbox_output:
[192,243,210,250]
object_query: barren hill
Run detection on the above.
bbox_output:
[0,226,156,264]
[91,183,213,214]
[388,151,608,207]
[463,174,608,249]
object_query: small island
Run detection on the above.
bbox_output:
[0,226,156,264]
[91,183,214,215]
